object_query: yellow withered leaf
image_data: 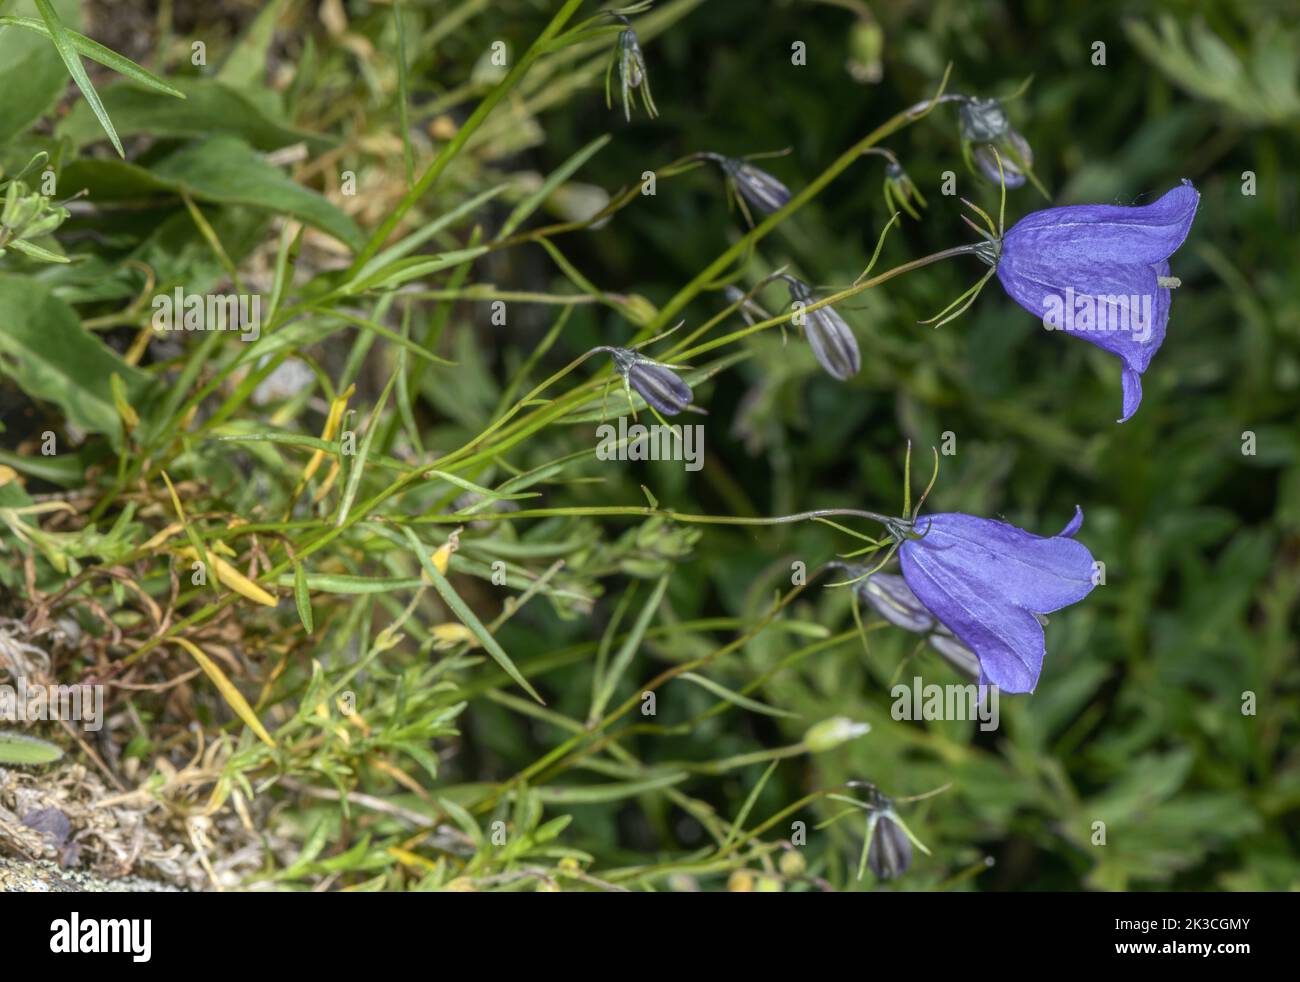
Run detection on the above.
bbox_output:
[420,529,461,584]
[110,373,139,435]
[172,637,276,748]
[430,623,476,649]
[179,546,278,606]
[300,383,356,486]
[140,521,185,553]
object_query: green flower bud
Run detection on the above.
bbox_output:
[804,716,870,752]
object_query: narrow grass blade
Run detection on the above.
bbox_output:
[0,14,185,98]
[718,760,780,854]
[294,562,314,633]
[498,134,611,238]
[335,369,398,527]
[401,526,544,704]
[34,0,125,157]
[679,672,801,719]
[588,572,669,723]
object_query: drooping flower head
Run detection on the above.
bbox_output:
[866,808,911,880]
[783,274,861,381]
[838,783,934,882]
[693,152,791,222]
[882,159,927,220]
[996,181,1200,421]
[832,562,981,679]
[598,346,693,416]
[723,285,771,327]
[604,13,657,121]
[895,507,1096,693]
[721,157,790,216]
[860,570,982,679]
[958,97,1036,190]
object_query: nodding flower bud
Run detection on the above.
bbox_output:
[928,631,981,680]
[860,571,937,633]
[837,566,980,680]
[958,97,1034,190]
[715,156,791,216]
[783,275,860,381]
[958,97,1011,143]
[971,130,1033,188]
[867,810,912,880]
[605,18,657,121]
[723,285,771,327]
[620,31,645,88]
[605,347,693,416]
[804,716,871,753]
[883,160,927,220]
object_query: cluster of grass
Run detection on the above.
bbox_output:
[0,0,1297,891]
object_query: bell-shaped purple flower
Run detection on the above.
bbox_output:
[995,181,1200,421]
[897,506,1095,693]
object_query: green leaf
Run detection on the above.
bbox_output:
[401,526,545,704]
[719,760,780,854]
[335,370,398,528]
[8,237,68,263]
[589,572,670,722]
[534,771,688,804]
[294,562,314,634]
[498,133,611,238]
[57,76,330,153]
[679,672,801,719]
[0,731,63,766]
[60,136,362,250]
[352,184,511,285]
[0,13,184,99]
[0,274,155,451]
[215,0,288,91]
[0,0,78,143]
[33,0,122,157]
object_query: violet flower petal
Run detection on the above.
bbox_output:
[898,511,1096,693]
[1057,504,1084,538]
[1001,180,1199,267]
[998,250,1173,421]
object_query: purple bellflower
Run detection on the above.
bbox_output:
[896,506,1096,693]
[994,181,1200,421]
